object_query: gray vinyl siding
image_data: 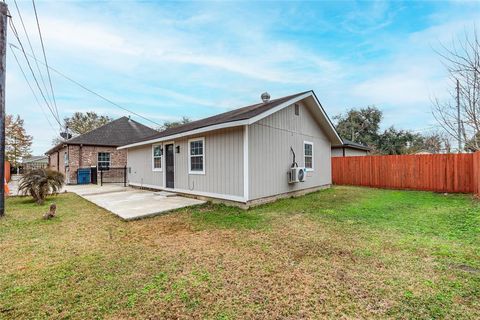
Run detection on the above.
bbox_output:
[126,127,244,198]
[174,127,244,197]
[331,148,369,157]
[248,101,332,200]
[127,145,164,187]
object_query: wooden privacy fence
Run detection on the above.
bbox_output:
[474,152,480,197]
[332,152,480,196]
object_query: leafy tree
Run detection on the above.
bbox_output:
[6,114,32,168]
[334,106,382,146]
[64,112,113,135]
[158,116,191,131]
[52,112,113,145]
[18,168,65,205]
[419,132,449,154]
[376,127,425,155]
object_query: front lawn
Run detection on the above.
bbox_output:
[1,187,479,319]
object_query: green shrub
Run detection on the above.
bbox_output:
[18,168,65,204]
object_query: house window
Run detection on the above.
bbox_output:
[97,152,110,170]
[295,103,300,116]
[152,144,162,171]
[304,141,313,171]
[64,152,68,166]
[188,137,205,174]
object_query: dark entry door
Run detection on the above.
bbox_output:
[165,144,174,188]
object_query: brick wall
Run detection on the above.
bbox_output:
[48,144,127,184]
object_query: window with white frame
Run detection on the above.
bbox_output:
[97,152,110,169]
[152,144,162,171]
[304,142,313,170]
[189,138,205,174]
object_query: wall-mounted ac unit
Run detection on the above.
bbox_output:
[288,167,306,183]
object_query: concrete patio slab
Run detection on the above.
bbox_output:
[64,184,127,196]
[67,185,205,220]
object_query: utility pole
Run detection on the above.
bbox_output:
[456,78,461,153]
[0,1,7,217]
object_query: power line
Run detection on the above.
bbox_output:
[12,0,54,114]
[9,43,162,127]
[7,15,61,126]
[10,43,58,135]
[31,0,60,123]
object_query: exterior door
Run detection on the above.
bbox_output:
[165,144,174,188]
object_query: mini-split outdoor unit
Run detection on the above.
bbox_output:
[288,167,306,184]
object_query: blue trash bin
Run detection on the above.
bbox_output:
[77,168,91,184]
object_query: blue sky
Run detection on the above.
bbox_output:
[5,0,480,154]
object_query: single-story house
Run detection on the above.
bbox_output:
[46,116,158,184]
[118,90,343,206]
[22,155,49,171]
[331,139,371,157]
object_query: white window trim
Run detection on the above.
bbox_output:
[188,137,205,175]
[97,152,111,169]
[304,141,314,171]
[152,144,163,172]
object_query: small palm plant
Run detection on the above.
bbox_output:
[18,168,65,204]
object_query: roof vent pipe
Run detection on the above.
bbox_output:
[261,92,270,103]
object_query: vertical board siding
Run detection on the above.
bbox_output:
[127,146,163,187]
[249,101,332,200]
[174,127,244,197]
[332,153,476,193]
[126,127,244,197]
[474,152,480,197]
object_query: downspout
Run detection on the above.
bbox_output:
[79,144,83,168]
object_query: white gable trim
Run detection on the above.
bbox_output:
[118,91,341,149]
[246,91,342,144]
[118,120,248,149]
[245,92,311,125]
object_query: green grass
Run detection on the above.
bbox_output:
[1,187,479,319]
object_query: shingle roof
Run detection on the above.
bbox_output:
[22,155,48,163]
[333,138,372,151]
[46,117,158,154]
[130,91,311,144]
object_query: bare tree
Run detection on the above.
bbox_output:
[432,26,480,152]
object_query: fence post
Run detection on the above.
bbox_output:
[474,152,480,198]
[100,169,103,186]
[123,165,127,187]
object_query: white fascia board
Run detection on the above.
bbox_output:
[309,93,343,145]
[246,92,312,125]
[118,90,342,150]
[247,91,343,145]
[118,119,248,150]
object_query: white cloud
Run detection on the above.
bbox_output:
[5,0,478,154]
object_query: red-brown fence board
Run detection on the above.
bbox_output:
[5,161,10,183]
[473,152,480,197]
[332,153,478,194]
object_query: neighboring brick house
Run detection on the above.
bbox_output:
[46,117,158,184]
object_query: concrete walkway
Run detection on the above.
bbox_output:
[7,174,21,196]
[66,184,205,220]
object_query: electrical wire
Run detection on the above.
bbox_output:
[31,0,60,123]
[12,0,54,114]
[9,43,162,127]
[8,15,62,126]
[10,43,58,135]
